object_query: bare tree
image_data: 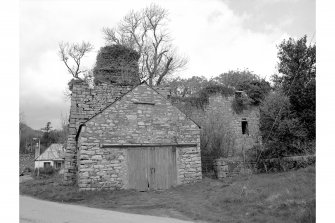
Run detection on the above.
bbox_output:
[103,4,187,86]
[58,41,93,81]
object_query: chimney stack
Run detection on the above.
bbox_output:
[34,141,40,159]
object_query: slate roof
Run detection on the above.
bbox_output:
[35,144,65,161]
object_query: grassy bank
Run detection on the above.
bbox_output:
[20,166,315,223]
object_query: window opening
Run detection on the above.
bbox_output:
[242,120,249,135]
[235,91,243,99]
[56,162,61,169]
[44,162,51,168]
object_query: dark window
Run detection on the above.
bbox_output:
[55,162,62,169]
[44,162,51,168]
[242,121,249,135]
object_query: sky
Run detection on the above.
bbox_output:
[19,0,315,130]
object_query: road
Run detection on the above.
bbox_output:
[20,195,194,223]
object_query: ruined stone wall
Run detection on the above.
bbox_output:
[64,82,133,184]
[77,84,201,190]
[172,94,261,158]
[206,95,260,156]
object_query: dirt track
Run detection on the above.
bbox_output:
[20,195,194,223]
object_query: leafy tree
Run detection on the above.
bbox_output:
[164,76,210,97]
[212,69,260,89]
[211,69,271,105]
[273,35,316,140]
[39,121,68,153]
[237,79,272,105]
[40,122,54,148]
[19,123,42,154]
[103,4,187,86]
[260,91,310,157]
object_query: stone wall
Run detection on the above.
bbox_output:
[172,94,261,158]
[65,81,173,185]
[64,82,133,184]
[214,157,253,179]
[19,153,34,174]
[176,146,202,184]
[77,143,128,190]
[77,83,201,190]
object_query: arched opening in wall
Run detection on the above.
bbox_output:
[75,123,86,182]
[241,119,249,135]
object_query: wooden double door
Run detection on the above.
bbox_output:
[127,146,177,191]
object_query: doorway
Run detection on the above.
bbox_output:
[127,146,177,191]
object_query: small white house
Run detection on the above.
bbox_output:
[35,144,65,171]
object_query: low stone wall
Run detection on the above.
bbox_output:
[214,157,253,179]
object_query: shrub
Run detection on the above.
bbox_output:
[201,110,236,160]
[34,166,56,176]
[231,93,252,114]
[259,91,311,159]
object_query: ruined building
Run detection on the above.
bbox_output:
[64,46,202,190]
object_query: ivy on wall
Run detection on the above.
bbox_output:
[93,45,140,85]
[171,85,235,109]
[171,84,253,114]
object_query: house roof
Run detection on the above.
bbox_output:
[35,144,65,161]
[75,81,201,140]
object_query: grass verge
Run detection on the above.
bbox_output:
[20,166,315,223]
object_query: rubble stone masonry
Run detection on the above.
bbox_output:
[64,82,133,184]
[77,84,201,190]
[172,94,261,157]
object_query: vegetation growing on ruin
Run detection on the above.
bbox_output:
[93,45,140,85]
[171,84,235,109]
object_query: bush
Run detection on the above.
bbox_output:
[201,110,236,159]
[231,93,252,114]
[34,167,56,176]
[259,91,312,159]
[245,142,315,173]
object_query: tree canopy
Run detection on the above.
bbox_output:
[259,35,316,160]
[103,4,187,86]
[273,35,316,140]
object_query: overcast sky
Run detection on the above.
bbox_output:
[20,0,315,130]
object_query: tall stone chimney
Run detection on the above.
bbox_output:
[64,45,140,185]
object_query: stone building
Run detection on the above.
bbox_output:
[64,80,202,191]
[75,82,201,191]
[172,93,261,159]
